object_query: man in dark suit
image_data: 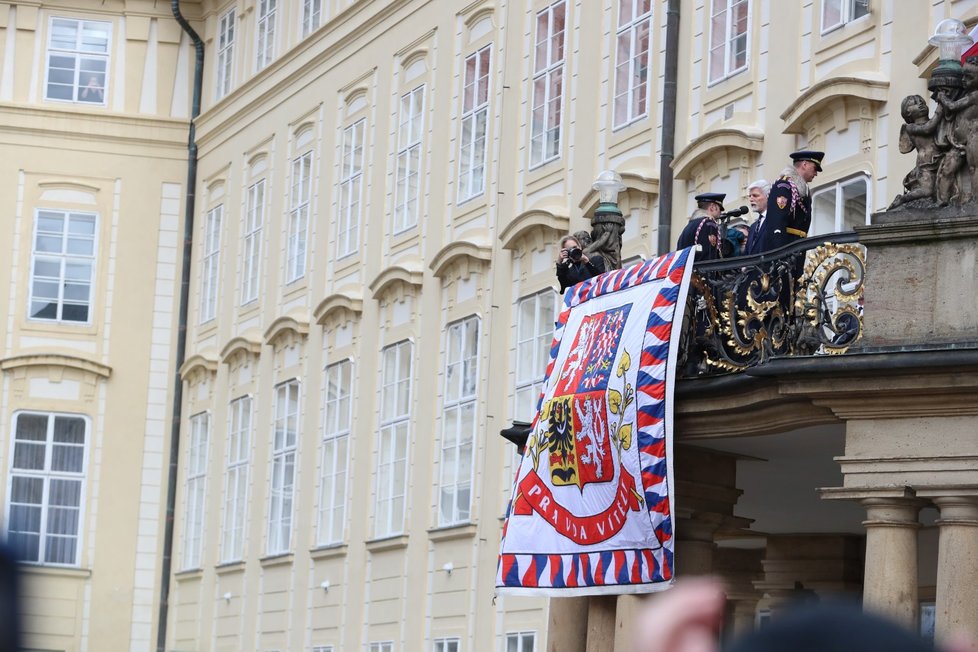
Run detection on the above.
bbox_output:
[677,192,725,260]
[744,179,770,255]
[756,150,824,252]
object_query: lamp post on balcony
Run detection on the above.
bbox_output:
[927,18,973,93]
[586,169,627,270]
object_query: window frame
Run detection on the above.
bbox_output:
[375,341,412,538]
[810,173,872,236]
[613,1,653,130]
[221,396,252,563]
[255,0,278,71]
[241,178,265,305]
[337,118,366,259]
[28,208,98,325]
[181,411,210,570]
[44,17,111,106]
[513,290,558,423]
[458,44,492,204]
[317,359,353,546]
[707,0,750,86]
[438,316,480,527]
[215,7,236,100]
[302,0,323,38]
[199,204,222,323]
[287,151,313,284]
[433,638,460,652]
[369,643,394,652]
[529,0,567,169]
[5,411,89,567]
[267,379,300,556]
[393,84,426,234]
[820,0,870,35]
[505,631,537,652]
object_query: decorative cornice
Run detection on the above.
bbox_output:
[429,239,492,279]
[780,74,889,134]
[368,263,424,299]
[0,353,111,379]
[671,126,765,180]
[313,292,364,325]
[263,314,311,346]
[219,335,263,364]
[179,353,218,380]
[499,208,569,251]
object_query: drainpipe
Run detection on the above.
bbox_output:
[657,0,680,254]
[158,3,203,651]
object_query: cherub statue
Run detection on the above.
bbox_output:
[936,56,978,203]
[585,213,626,270]
[889,94,945,208]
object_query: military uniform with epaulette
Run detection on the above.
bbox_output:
[756,150,824,252]
[677,192,725,260]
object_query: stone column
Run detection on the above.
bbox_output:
[933,496,978,642]
[584,595,617,652]
[547,597,588,652]
[860,497,923,628]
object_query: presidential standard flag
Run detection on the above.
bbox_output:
[497,247,696,596]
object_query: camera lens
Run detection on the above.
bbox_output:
[569,247,583,261]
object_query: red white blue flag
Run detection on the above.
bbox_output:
[497,247,696,596]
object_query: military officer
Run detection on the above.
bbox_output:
[756,151,824,252]
[677,192,725,260]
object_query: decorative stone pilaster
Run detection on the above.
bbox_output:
[932,496,978,642]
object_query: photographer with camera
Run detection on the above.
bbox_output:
[555,234,606,294]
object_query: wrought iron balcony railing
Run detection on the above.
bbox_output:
[679,234,866,378]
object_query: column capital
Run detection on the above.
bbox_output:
[932,495,978,526]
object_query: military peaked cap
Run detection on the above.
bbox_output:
[694,192,726,209]
[790,150,825,172]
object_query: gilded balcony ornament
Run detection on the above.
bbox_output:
[680,239,866,378]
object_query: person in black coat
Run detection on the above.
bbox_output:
[744,178,770,256]
[677,192,725,260]
[555,234,605,294]
[756,150,823,252]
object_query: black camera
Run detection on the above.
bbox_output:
[568,247,583,262]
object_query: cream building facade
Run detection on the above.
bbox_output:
[0,1,193,651]
[3,0,978,651]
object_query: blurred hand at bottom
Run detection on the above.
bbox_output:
[632,578,725,652]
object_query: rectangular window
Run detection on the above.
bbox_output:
[394,85,425,233]
[506,632,537,652]
[434,639,460,652]
[376,341,412,538]
[514,291,557,422]
[221,397,251,562]
[199,205,222,323]
[337,119,365,258]
[6,412,87,566]
[811,174,870,236]
[267,380,299,555]
[822,0,869,34]
[29,209,97,323]
[313,647,334,652]
[45,17,110,104]
[530,1,566,167]
[216,8,235,99]
[317,360,352,546]
[287,152,312,283]
[302,0,323,37]
[439,316,479,526]
[256,0,277,70]
[458,45,491,203]
[369,643,393,652]
[242,179,265,305]
[614,0,652,128]
[708,0,749,84]
[182,412,209,570]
